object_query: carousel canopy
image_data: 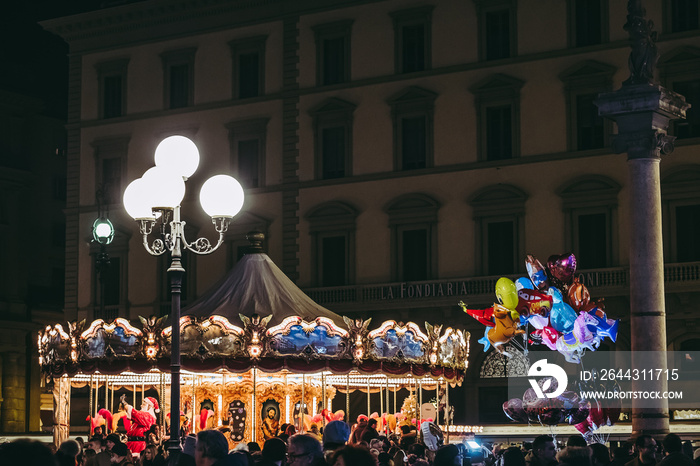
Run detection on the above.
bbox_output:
[183,251,346,329]
[39,236,469,383]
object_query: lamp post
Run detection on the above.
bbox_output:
[93,186,115,319]
[123,135,244,461]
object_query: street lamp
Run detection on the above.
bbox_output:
[123,135,244,461]
[93,187,115,319]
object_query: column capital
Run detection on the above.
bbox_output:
[610,129,676,159]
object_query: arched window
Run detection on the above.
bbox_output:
[479,345,529,379]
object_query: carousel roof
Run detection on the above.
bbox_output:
[183,251,346,329]
[38,234,469,383]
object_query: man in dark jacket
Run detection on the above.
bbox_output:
[659,433,693,466]
[361,418,379,443]
[625,435,658,466]
[525,435,557,466]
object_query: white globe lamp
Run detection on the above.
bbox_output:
[200,175,245,218]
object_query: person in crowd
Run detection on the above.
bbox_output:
[287,433,326,466]
[260,437,287,466]
[177,434,197,466]
[610,446,632,466]
[322,420,351,463]
[247,442,261,454]
[557,446,592,466]
[433,444,461,466]
[351,416,369,444]
[567,436,589,448]
[377,451,392,466]
[362,418,380,443]
[589,443,610,466]
[84,448,97,466]
[0,438,58,466]
[503,446,527,466]
[525,435,557,466]
[138,444,159,466]
[625,435,657,466]
[111,442,136,466]
[194,430,229,466]
[659,433,693,466]
[277,424,290,443]
[56,439,82,466]
[106,434,122,451]
[330,444,379,466]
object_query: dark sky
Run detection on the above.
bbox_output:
[0,1,106,118]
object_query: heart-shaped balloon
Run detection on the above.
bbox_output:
[547,253,577,285]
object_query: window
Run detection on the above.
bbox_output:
[390,6,433,74]
[659,47,700,140]
[559,60,615,151]
[662,166,700,263]
[470,74,523,161]
[385,194,439,281]
[310,98,356,180]
[558,175,620,269]
[95,59,128,119]
[306,202,358,287]
[229,36,267,99]
[469,185,526,276]
[227,118,269,189]
[160,48,196,109]
[387,87,436,171]
[568,0,608,47]
[313,21,352,86]
[474,0,516,61]
[90,228,128,320]
[664,0,700,33]
[92,137,129,206]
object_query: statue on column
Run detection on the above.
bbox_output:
[623,0,658,85]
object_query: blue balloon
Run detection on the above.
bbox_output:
[547,286,563,303]
[515,277,534,291]
[550,301,577,333]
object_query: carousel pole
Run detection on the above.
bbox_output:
[346,375,350,424]
[301,374,306,432]
[321,373,326,429]
[89,375,94,425]
[393,384,396,413]
[380,385,383,419]
[366,380,370,418]
[110,379,114,416]
[446,381,450,444]
[414,379,419,440]
[105,376,109,420]
[252,368,257,442]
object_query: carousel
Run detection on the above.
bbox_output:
[38,234,469,448]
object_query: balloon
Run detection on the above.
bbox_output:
[528,314,549,330]
[522,388,539,408]
[531,326,559,350]
[585,309,619,343]
[568,400,591,425]
[567,277,590,311]
[476,305,526,354]
[496,277,519,309]
[550,301,577,333]
[516,288,553,316]
[574,418,593,436]
[503,398,529,424]
[515,277,534,291]
[547,253,577,286]
[459,302,495,327]
[526,255,549,290]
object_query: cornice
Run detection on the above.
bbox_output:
[40,0,380,54]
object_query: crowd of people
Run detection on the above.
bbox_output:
[1,418,699,466]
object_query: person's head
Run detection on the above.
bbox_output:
[634,435,657,463]
[142,444,157,461]
[611,446,631,462]
[105,433,120,450]
[330,445,378,466]
[589,443,610,466]
[532,435,556,462]
[502,446,526,466]
[142,396,160,414]
[288,434,324,466]
[267,407,277,419]
[195,430,229,466]
[0,439,57,466]
[367,418,377,428]
[567,435,588,448]
[88,437,103,452]
[262,437,287,464]
[323,420,351,450]
[556,446,592,466]
[662,433,682,455]
[247,442,261,453]
[110,442,129,464]
[433,444,461,466]
[59,439,81,458]
[407,443,426,458]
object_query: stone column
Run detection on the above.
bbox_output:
[597,86,688,437]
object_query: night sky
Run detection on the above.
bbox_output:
[1,1,108,118]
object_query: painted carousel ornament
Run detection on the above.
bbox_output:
[120,394,159,454]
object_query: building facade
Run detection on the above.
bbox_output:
[41,0,700,429]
